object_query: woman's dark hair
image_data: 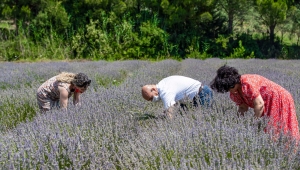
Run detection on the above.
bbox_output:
[72,73,91,88]
[210,65,241,93]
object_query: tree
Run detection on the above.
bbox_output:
[215,0,252,35]
[0,0,43,35]
[62,0,131,31]
[152,0,215,55]
[254,0,292,45]
[290,5,300,45]
[31,1,70,40]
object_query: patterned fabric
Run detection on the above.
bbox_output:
[230,74,300,140]
[37,76,72,111]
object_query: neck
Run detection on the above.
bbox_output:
[236,84,243,94]
[70,84,76,91]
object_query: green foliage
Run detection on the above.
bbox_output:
[0,82,14,90]
[95,70,128,88]
[160,0,214,26]
[1,4,13,19]
[290,5,300,45]
[255,0,289,24]
[227,40,246,59]
[139,20,169,58]
[0,0,300,60]
[71,13,170,60]
[210,35,258,59]
[30,1,70,41]
[278,45,300,59]
[186,51,212,60]
[216,35,230,50]
[226,40,255,59]
[71,19,114,60]
[1,0,32,21]
[255,0,289,45]
[0,98,37,131]
[215,0,252,34]
[185,37,213,59]
[20,5,31,21]
[0,35,70,61]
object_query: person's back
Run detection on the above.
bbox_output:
[230,74,293,108]
[211,65,299,140]
[37,76,71,101]
[242,74,289,94]
[157,75,202,109]
[141,75,213,118]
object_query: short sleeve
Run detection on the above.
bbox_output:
[241,77,260,101]
[162,94,176,110]
[164,101,176,110]
[230,93,243,106]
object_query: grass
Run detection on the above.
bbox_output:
[95,70,128,88]
[0,98,38,131]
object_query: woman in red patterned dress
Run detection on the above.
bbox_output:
[210,65,300,140]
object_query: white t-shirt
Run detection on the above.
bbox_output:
[156,75,202,109]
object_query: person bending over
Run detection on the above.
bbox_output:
[141,75,213,118]
[210,65,300,140]
[37,72,91,113]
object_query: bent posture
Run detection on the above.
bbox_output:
[210,65,300,140]
[37,72,91,112]
[141,75,213,118]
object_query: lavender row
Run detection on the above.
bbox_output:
[0,59,299,169]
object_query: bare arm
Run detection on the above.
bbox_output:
[73,91,81,106]
[164,106,175,119]
[253,95,264,118]
[58,86,69,110]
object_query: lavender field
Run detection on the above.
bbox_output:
[1,59,300,169]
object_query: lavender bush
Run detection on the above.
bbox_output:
[0,59,300,169]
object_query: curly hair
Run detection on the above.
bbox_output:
[210,65,241,93]
[71,73,91,88]
[56,72,76,83]
[56,72,91,88]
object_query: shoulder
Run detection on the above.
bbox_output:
[58,84,70,95]
[242,74,268,84]
[161,75,198,83]
[58,82,71,88]
[43,76,57,84]
[241,74,262,84]
[48,76,58,82]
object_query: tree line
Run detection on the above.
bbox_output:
[0,0,300,61]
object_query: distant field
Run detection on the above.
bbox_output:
[0,59,299,169]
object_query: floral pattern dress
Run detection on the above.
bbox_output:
[37,76,72,111]
[230,74,300,140]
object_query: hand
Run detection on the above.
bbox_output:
[236,111,244,117]
[164,106,174,119]
[166,111,173,119]
[251,117,263,131]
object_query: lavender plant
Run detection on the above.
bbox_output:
[0,59,300,169]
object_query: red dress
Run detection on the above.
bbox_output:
[230,74,300,140]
